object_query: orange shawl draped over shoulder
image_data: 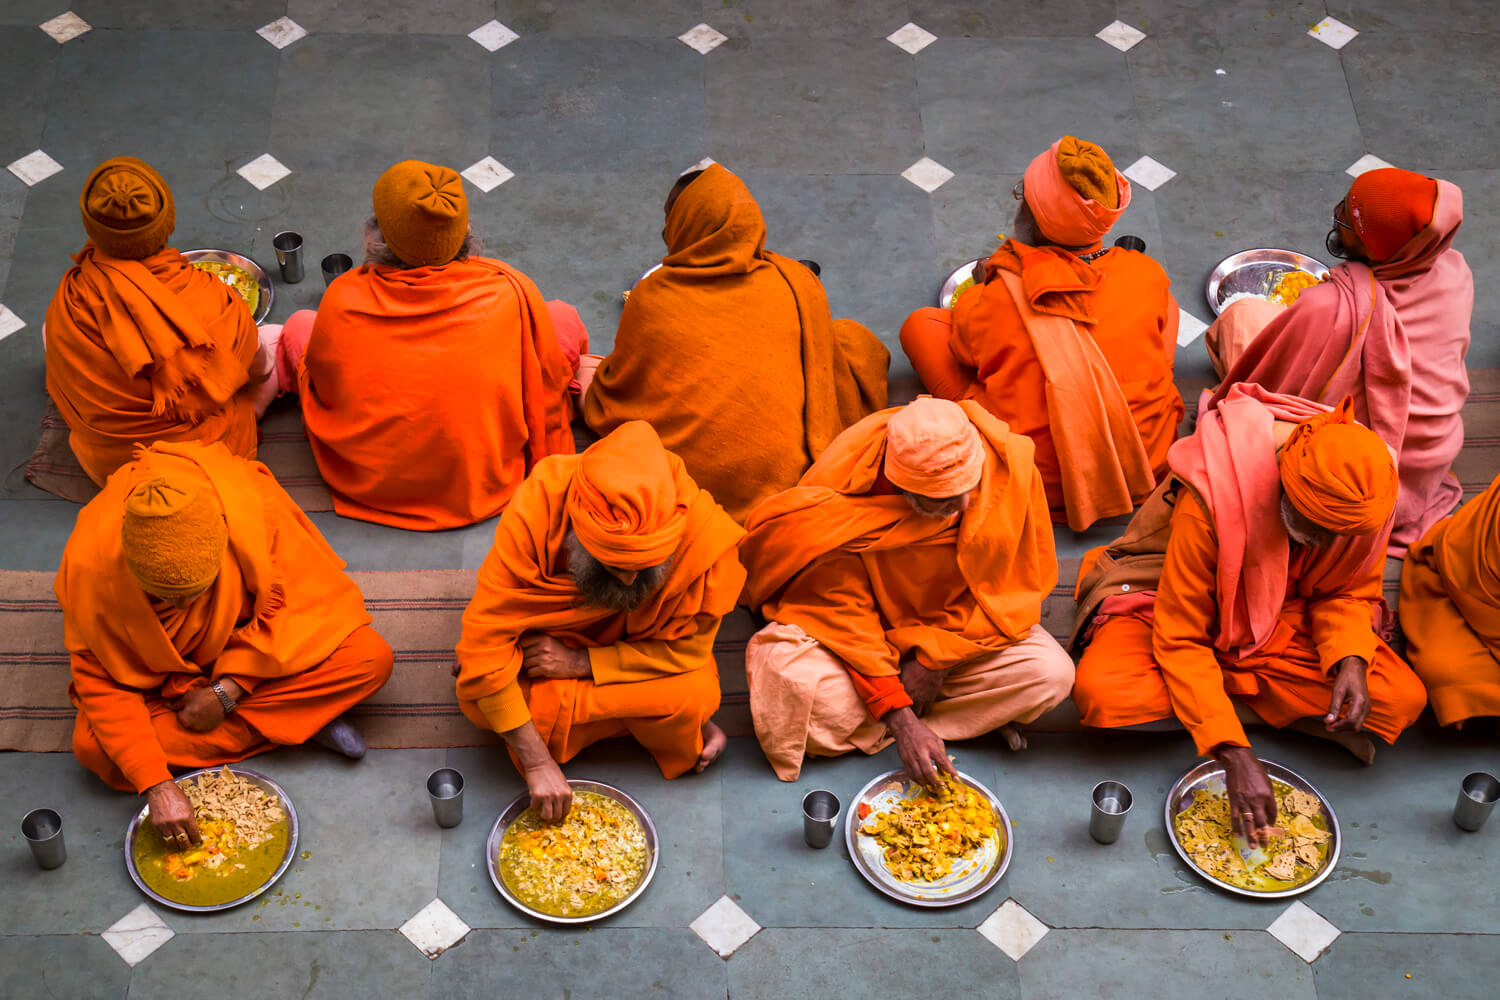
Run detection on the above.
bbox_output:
[583,164,888,521]
[56,441,372,791]
[1404,475,1500,651]
[44,245,259,484]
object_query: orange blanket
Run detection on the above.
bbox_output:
[583,164,888,521]
[298,258,575,530]
[56,441,375,793]
[44,245,259,484]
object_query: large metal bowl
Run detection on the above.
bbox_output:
[845,769,1012,908]
[1164,757,1341,900]
[1204,248,1329,316]
[938,258,985,309]
[486,780,659,925]
[124,766,299,913]
[181,248,274,325]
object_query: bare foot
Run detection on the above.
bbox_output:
[694,721,728,773]
[999,723,1028,752]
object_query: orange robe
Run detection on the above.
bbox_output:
[455,449,746,778]
[901,241,1182,528]
[298,258,575,530]
[1401,474,1500,725]
[583,164,889,522]
[44,245,259,484]
[57,441,391,792]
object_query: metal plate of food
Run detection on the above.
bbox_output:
[845,769,1012,908]
[622,262,663,302]
[1204,248,1330,316]
[1164,757,1341,899]
[938,258,984,309]
[182,248,274,325]
[486,780,659,925]
[125,766,299,913]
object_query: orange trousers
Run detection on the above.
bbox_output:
[73,625,394,792]
[899,307,977,402]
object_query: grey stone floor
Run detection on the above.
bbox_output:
[1,2,1499,997]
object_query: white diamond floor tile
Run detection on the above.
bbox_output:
[1123,155,1177,192]
[1346,153,1395,178]
[257,17,307,50]
[236,154,291,191]
[39,11,91,44]
[398,899,470,959]
[1096,20,1146,52]
[977,898,1050,961]
[469,20,519,52]
[101,904,174,968]
[679,23,728,55]
[887,22,937,55]
[1308,17,1359,50]
[901,156,954,193]
[682,157,717,175]
[1177,307,1210,348]
[1267,901,1341,963]
[0,305,27,342]
[461,156,514,193]
[690,895,761,958]
[7,150,63,187]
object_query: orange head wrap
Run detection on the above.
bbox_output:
[80,157,175,260]
[1278,397,1398,536]
[1021,136,1130,249]
[1345,167,1438,262]
[566,421,687,570]
[372,160,469,267]
[120,476,227,598]
[883,397,985,498]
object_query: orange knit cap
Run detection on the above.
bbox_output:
[884,397,985,498]
[120,476,227,598]
[1346,167,1438,262]
[1279,397,1397,536]
[372,160,469,267]
[566,421,686,570]
[1021,136,1131,249]
[80,157,175,260]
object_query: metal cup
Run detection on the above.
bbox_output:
[802,789,840,849]
[796,258,822,278]
[22,808,66,869]
[1089,780,1133,845]
[321,253,354,287]
[1113,235,1147,253]
[426,768,465,829]
[273,231,305,284]
[1453,771,1499,832]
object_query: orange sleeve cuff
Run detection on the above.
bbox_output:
[475,685,531,734]
[1190,714,1251,758]
[849,670,912,719]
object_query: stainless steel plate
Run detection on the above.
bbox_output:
[1204,248,1330,316]
[845,769,1012,908]
[938,258,984,309]
[124,766,299,913]
[1164,758,1341,899]
[486,780,659,925]
[182,248,274,325]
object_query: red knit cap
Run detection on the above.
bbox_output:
[1346,168,1438,261]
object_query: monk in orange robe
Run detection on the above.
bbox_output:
[1073,387,1425,841]
[44,158,261,485]
[260,161,583,530]
[58,441,392,846]
[740,397,1074,783]
[900,137,1182,531]
[1400,474,1500,726]
[583,163,889,522]
[455,421,745,819]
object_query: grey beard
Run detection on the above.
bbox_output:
[564,531,672,612]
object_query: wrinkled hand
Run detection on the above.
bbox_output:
[1217,745,1277,847]
[899,655,948,717]
[520,634,591,680]
[171,684,226,733]
[147,780,201,848]
[1324,656,1371,732]
[524,757,574,823]
[887,708,957,790]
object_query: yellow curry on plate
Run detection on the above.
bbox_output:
[1173,777,1332,892]
[191,260,260,315]
[858,774,999,883]
[497,791,649,918]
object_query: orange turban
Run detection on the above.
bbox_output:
[1346,167,1438,262]
[372,160,469,267]
[1021,136,1130,249]
[120,476,227,597]
[566,421,686,570]
[80,157,175,260]
[883,397,985,498]
[1279,397,1398,535]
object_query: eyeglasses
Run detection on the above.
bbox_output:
[1331,200,1355,232]
[1012,181,1025,202]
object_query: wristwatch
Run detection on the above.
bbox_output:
[210,680,238,715]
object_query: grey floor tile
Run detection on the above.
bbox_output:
[287,0,497,35]
[0,177,26,299]
[909,0,1118,37]
[1314,932,1500,1000]
[1124,0,1328,38]
[0,27,57,161]
[430,927,727,999]
[708,0,913,38]
[0,500,79,571]
[305,512,471,571]
[1017,929,1316,1000]
[497,0,701,36]
[732,927,1020,998]
[70,0,290,30]
[1327,0,1500,35]
[128,930,432,997]
[1443,169,1500,368]
[0,934,131,1000]
[245,169,375,326]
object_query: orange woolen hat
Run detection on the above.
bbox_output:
[883,397,985,498]
[120,476,227,598]
[1021,136,1130,248]
[1279,397,1398,536]
[371,160,469,267]
[80,157,175,260]
[1346,167,1438,261]
[566,421,686,570]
